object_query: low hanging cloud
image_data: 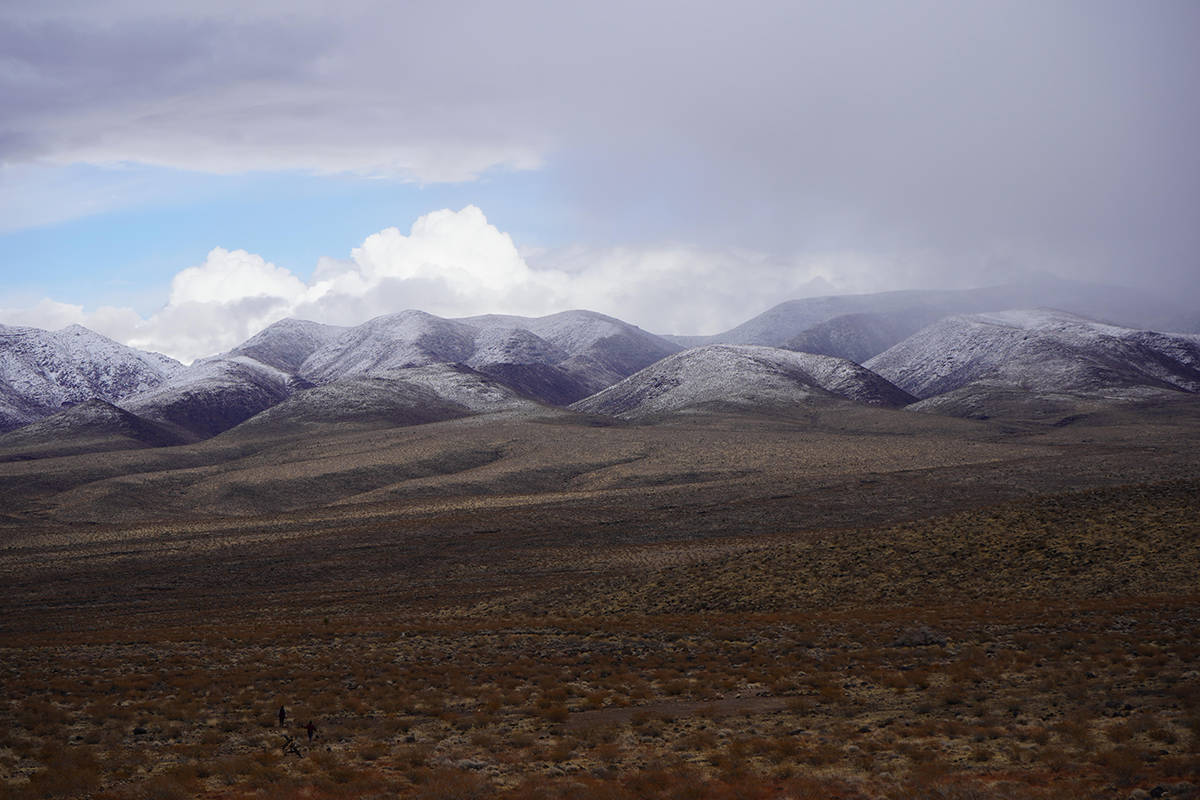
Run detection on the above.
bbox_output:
[1,206,880,363]
[4,0,1198,295]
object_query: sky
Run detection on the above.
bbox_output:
[1,0,1197,362]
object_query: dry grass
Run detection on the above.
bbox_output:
[2,410,1199,798]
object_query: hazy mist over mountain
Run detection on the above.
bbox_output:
[0,1,1196,362]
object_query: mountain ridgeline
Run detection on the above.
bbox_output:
[571,345,915,419]
[2,281,1199,456]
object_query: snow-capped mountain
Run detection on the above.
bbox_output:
[571,344,914,419]
[120,355,300,439]
[675,278,1199,351]
[0,323,182,431]
[5,298,1196,445]
[463,326,591,406]
[0,309,676,440]
[784,311,943,365]
[461,309,681,383]
[299,310,477,383]
[461,310,682,400]
[296,308,681,404]
[229,318,348,373]
[864,309,1200,418]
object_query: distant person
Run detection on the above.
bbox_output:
[278,705,286,727]
[306,720,317,742]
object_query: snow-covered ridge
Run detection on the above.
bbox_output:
[133,354,293,396]
[230,318,348,373]
[375,364,541,413]
[572,344,914,419]
[5,302,1197,442]
[0,323,182,431]
[465,326,568,368]
[119,355,298,439]
[460,309,659,354]
[299,310,478,383]
[0,309,677,437]
[866,308,1200,403]
[295,308,681,402]
[689,279,1199,350]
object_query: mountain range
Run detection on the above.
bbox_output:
[865,309,1200,420]
[2,280,1198,456]
[571,345,915,419]
[668,275,1197,355]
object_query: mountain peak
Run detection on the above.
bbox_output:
[0,322,182,432]
[865,309,1200,418]
[58,323,95,336]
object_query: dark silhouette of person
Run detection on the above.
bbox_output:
[306,720,317,742]
[278,705,286,727]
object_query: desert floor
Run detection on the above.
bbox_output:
[2,401,1198,799]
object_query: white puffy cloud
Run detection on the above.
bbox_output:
[306,205,571,320]
[0,298,91,331]
[168,248,309,306]
[0,298,145,339]
[3,206,883,363]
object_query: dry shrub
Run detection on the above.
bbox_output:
[547,737,575,762]
[786,695,815,712]
[137,770,200,800]
[411,767,493,800]
[16,744,101,799]
[540,703,569,723]
[358,742,387,761]
[393,743,432,769]
[1097,745,1145,786]
[595,740,623,763]
[1104,721,1133,743]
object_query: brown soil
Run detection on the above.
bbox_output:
[1,401,1198,799]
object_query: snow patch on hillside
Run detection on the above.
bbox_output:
[381,364,542,413]
[0,323,182,430]
[866,309,1200,408]
[573,345,913,418]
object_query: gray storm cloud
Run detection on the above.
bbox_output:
[1,0,1197,295]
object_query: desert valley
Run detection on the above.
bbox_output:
[0,281,1198,799]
